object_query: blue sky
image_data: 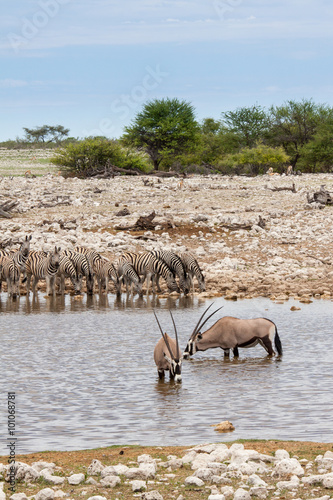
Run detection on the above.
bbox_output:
[1,0,333,141]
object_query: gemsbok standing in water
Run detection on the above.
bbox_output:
[183,304,282,359]
[153,311,183,382]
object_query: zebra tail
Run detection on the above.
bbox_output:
[274,328,283,356]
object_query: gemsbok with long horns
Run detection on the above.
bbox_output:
[153,311,183,382]
[183,304,282,359]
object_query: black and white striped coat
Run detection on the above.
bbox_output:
[58,254,82,294]
[180,252,205,292]
[63,250,95,295]
[0,235,32,279]
[119,252,179,294]
[150,250,190,294]
[26,247,61,295]
[94,259,121,295]
[0,255,21,298]
[114,259,142,295]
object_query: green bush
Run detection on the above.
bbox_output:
[51,137,152,177]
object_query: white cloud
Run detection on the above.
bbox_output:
[0,79,28,88]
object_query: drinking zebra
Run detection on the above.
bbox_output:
[63,249,95,295]
[150,250,190,294]
[180,252,206,292]
[94,259,122,295]
[58,254,82,294]
[114,259,143,295]
[0,255,21,298]
[119,252,179,294]
[25,247,61,295]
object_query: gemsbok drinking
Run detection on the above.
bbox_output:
[183,304,282,359]
[153,311,182,382]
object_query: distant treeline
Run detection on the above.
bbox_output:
[2,98,333,176]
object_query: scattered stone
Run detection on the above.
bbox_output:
[213,421,235,432]
[67,473,85,485]
[35,488,55,500]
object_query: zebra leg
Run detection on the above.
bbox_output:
[26,273,31,295]
[155,275,162,293]
[32,276,38,295]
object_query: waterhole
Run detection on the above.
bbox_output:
[0,293,332,453]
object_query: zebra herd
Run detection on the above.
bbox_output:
[0,236,206,298]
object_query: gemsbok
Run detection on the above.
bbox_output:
[153,311,182,382]
[183,304,282,359]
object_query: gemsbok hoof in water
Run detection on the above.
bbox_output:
[183,304,282,359]
[153,310,183,382]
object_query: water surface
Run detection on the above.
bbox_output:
[0,293,332,454]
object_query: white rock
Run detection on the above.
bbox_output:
[87,459,105,475]
[100,465,118,478]
[249,487,268,499]
[276,475,300,490]
[9,494,28,500]
[138,454,155,464]
[323,476,333,488]
[181,450,197,464]
[273,458,304,477]
[275,449,290,460]
[54,491,67,499]
[233,487,251,500]
[193,467,214,481]
[247,474,268,487]
[113,463,129,474]
[131,480,147,491]
[141,491,164,500]
[87,497,108,500]
[31,461,56,473]
[67,473,85,485]
[221,486,234,498]
[40,470,65,485]
[184,476,205,486]
[35,488,55,500]
[100,475,121,487]
[208,495,225,500]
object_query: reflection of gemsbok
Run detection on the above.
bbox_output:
[153,311,182,382]
[183,304,282,359]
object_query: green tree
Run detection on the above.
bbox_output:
[297,113,333,172]
[51,137,151,177]
[267,99,329,169]
[23,124,70,144]
[220,143,289,176]
[122,98,199,170]
[221,104,269,148]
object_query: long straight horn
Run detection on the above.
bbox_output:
[169,310,179,358]
[190,303,223,340]
[153,310,175,360]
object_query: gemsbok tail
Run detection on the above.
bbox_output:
[274,328,283,356]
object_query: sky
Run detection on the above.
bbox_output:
[1,0,333,141]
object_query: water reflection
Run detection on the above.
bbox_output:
[1,293,333,453]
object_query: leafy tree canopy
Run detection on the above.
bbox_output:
[23,124,70,144]
[122,98,199,170]
[221,104,269,148]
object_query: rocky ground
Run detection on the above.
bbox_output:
[1,170,333,301]
[1,441,333,500]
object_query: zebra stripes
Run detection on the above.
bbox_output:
[150,250,190,294]
[119,251,179,294]
[26,247,61,295]
[180,252,206,292]
[114,259,142,295]
[58,254,82,294]
[63,249,95,295]
[0,255,21,298]
[94,259,121,295]
[0,240,205,297]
